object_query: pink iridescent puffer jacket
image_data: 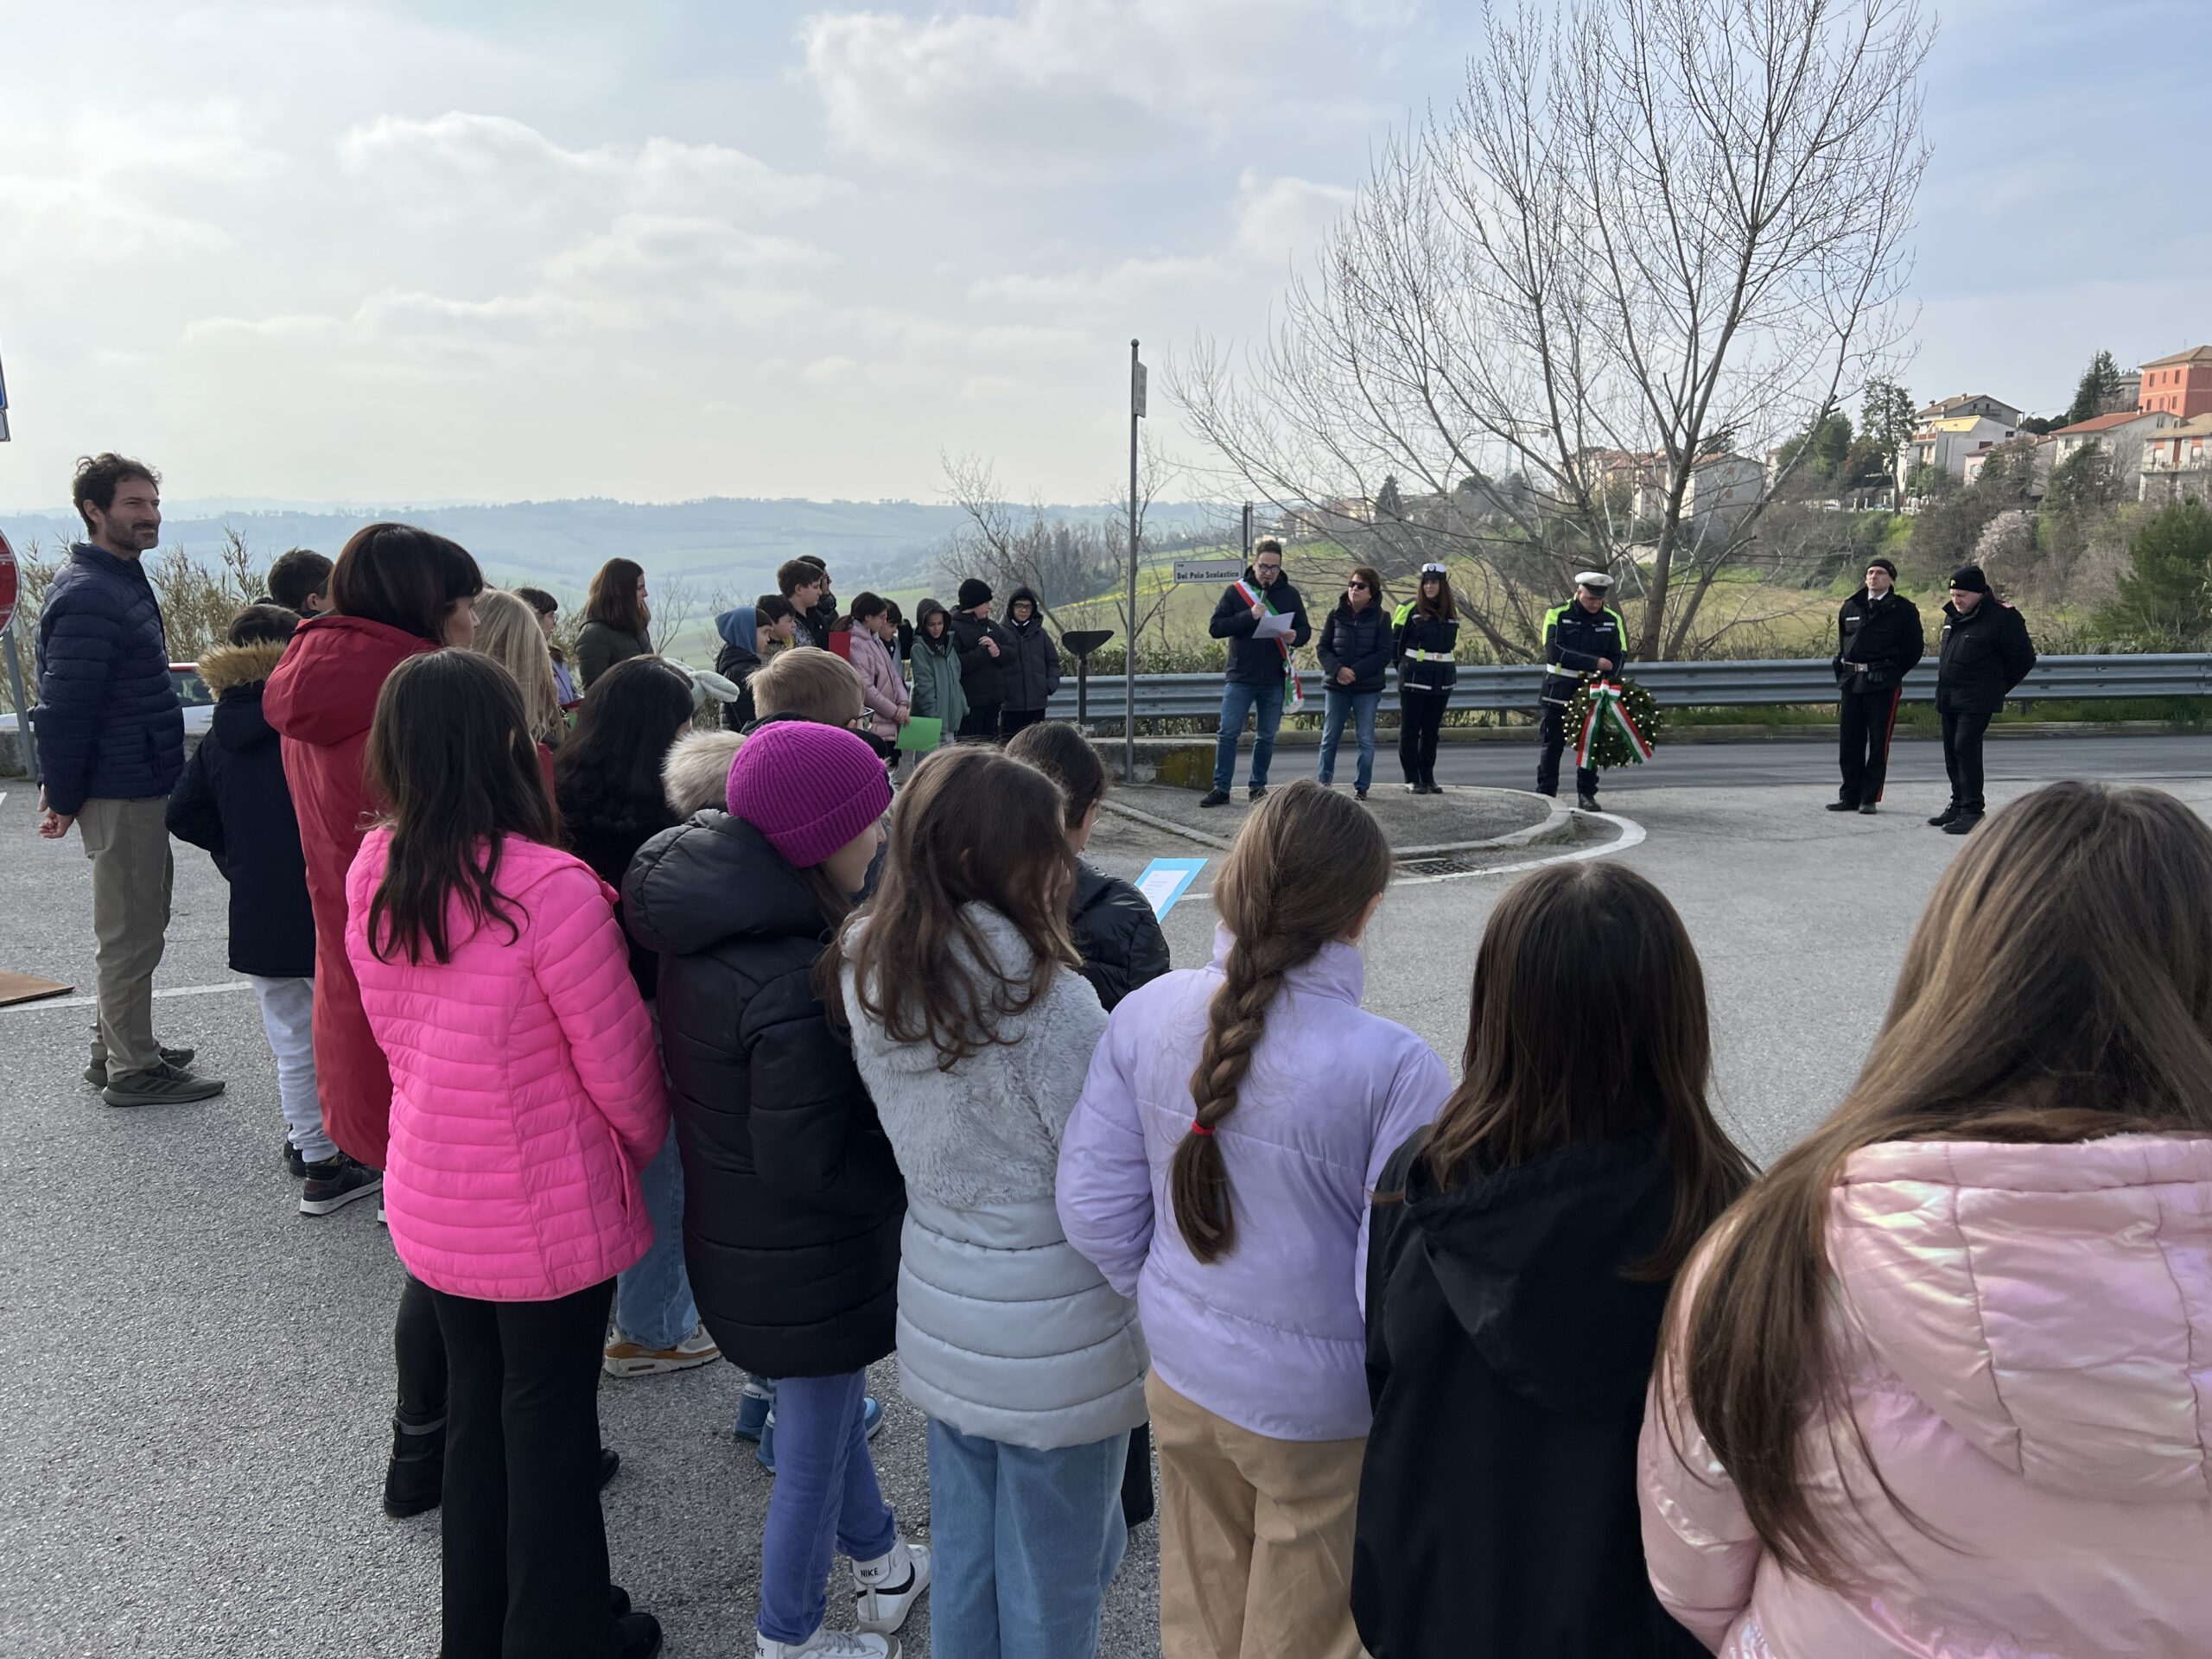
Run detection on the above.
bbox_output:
[345,830,669,1301]
[1641,1135,2212,1657]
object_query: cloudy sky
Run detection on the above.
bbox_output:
[2,0,2205,510]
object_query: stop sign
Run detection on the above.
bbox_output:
[0,527,16,633]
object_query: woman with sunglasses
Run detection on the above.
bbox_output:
[1315,565,1392,801]
[1393,564,1459,794]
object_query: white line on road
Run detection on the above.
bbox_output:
[0,980,255,1015]
[1391,810,1647,886]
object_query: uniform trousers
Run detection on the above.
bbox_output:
[1837,683,1903,805]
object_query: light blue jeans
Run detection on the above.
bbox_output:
[758,1372,899,1645]
[1212,680,1287,792]
[1316,689,1380,791]
[613,1124,696,1349]
[926,1420,1129,1659]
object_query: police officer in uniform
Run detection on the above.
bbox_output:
[1932,564,2036,837]
[1829,556,1923,816]
[1538,571,1628,810]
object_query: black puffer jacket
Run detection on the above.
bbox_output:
[162,640,314,978]
[1392,603,1459,697]
[1208,569,1312,685]
[949,607,1012,709]
[997,588,1064,712]
[1936,599,2037,715]
[1355,1130,1705,1659]
[623,810,905,1377]
[1071,861,1172,1012]
[1317,599,1394,696]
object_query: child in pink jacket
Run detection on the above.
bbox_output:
[1640,782,2212,1658]
[845,592,910,747]
[345,648,668,1659]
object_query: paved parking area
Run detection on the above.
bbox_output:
[5,765,2209,1656]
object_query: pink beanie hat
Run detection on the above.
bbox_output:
[724,720,892,868]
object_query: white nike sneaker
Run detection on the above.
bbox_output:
[853,1535,931,1637]
[754,1627,895,1657]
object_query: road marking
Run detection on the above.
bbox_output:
[0,979,254,1015]
[1390,810,1647,886]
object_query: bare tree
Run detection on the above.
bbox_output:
[1173,0,1930,660]
[649,575,704,657]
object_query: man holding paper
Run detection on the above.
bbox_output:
[1200,538,1311,807]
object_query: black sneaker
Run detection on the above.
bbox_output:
[1198,789,1231,808]
[301,1155,383,1216]
[283,1141,308,1180]
[1247,785,1268,803]
[85,1046,196,1088]
[1825,799,1860,812]
[383,1413,445,1519]
[1942,811,1984,836]
[601,1446,620,1491]
[1355,788,1369,802]
[1859,803,1878,816]
[615,1611,663,1659]
[1928,804,1961,827]
[1576,791,1600,812]
[103,1066,226,1107]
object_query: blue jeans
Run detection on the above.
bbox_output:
[927,1421,1129,1659]
[613,1123,696,1349]
[1316,689,1380,791]
[1212,680,1287,792]
[758,1371,899,1644]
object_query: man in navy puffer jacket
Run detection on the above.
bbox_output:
[33,454,221,1107]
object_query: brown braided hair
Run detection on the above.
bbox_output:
[1173,780,1392,1262]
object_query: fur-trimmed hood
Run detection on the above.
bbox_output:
[195,639,289,696]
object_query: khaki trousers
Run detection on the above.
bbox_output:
[76,796,174,1077]
[1147,1371,1369,1659]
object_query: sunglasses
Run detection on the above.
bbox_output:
[1346,580,1370,590]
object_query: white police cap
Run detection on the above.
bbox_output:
[1574,570,1614,590]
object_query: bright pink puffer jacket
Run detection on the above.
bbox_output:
[344,830,669,1301]
[1641,1135,2212,1656]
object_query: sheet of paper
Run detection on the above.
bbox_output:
[1133,857,1207,918]
[895,716,942,753]
[1254,610,1295,639]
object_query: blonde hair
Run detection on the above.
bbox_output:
[753,645,864,726]
[663,728,743,817]
[472,588,563,741]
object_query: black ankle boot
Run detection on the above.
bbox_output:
[384,1411,445,1519]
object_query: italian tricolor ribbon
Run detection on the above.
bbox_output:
[1233,578,1305,711]
[1576,679,1653,769]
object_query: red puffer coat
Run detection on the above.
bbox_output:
[263,615,437,1168]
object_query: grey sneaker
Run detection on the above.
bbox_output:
[85,1046,194,1088]
[103,1066,225,1107]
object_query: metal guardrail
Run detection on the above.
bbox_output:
[1044,654,2212,721]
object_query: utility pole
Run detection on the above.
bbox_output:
[1125,339,1145,783]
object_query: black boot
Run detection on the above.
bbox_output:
[383,1411,445,1519]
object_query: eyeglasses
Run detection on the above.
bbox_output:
[1346,580,1370,590]
[1255,562,1283,574]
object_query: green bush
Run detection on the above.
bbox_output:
[2098,500,2212,650]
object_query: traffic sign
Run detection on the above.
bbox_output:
[1173,558,1242,584]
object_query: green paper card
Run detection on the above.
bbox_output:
[895,716,943,752]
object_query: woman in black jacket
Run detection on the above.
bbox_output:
[622,720,928,1654]
[1315,564,1393,799]
[554,655,720,1380]
[1355,861,1754,1659]
[995,587,1063,737]
[1393,563,1459,794]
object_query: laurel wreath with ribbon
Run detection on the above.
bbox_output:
[1566,674,1662,771]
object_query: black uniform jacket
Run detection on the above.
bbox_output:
[1936,599,2037,715]
[1354,1129,1707,1659]
[1541,601,1629,704]
[624,810,905,1378]
[1832,588,1923,692]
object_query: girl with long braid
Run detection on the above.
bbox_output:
[1058,781,1450,1659]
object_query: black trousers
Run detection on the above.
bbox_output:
[431,1277,618,1659]
[1398,692,1447,784]
[1837,683,1903,805]
[1942,711,1993,814]
[1535,702,1599,798]
[397,1271,448,1421]
[957,702,1001,741]
[999,706,1046,739]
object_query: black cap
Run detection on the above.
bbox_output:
[957,578,994,609]
[1948,566,1989,594]
[1866,556,1897,580]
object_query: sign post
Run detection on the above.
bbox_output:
[1125,340,1145,783]
[0,529,35,784]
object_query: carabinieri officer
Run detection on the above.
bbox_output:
[1538,571,1627,810]
[1828,556,1923,816]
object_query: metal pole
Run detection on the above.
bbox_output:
[3,626,37,785]
[1124,339,1139,783]
[1243,500,1253,564]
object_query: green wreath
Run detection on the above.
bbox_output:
[1562,673,1664,771]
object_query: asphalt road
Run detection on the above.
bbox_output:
[5,755,2212,1657]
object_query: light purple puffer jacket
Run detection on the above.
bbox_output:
[1641,1135,2212,1657]
[1057,927,1450,1442]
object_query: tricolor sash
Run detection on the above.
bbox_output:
[1233,579,1305,711]
[1575,680,1654,769]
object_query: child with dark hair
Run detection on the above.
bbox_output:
[168,605,377,1213]
[1058,782,1449,1659]
[346,649,668,1659]
[266,548,334,616]
[714,594,798,732]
